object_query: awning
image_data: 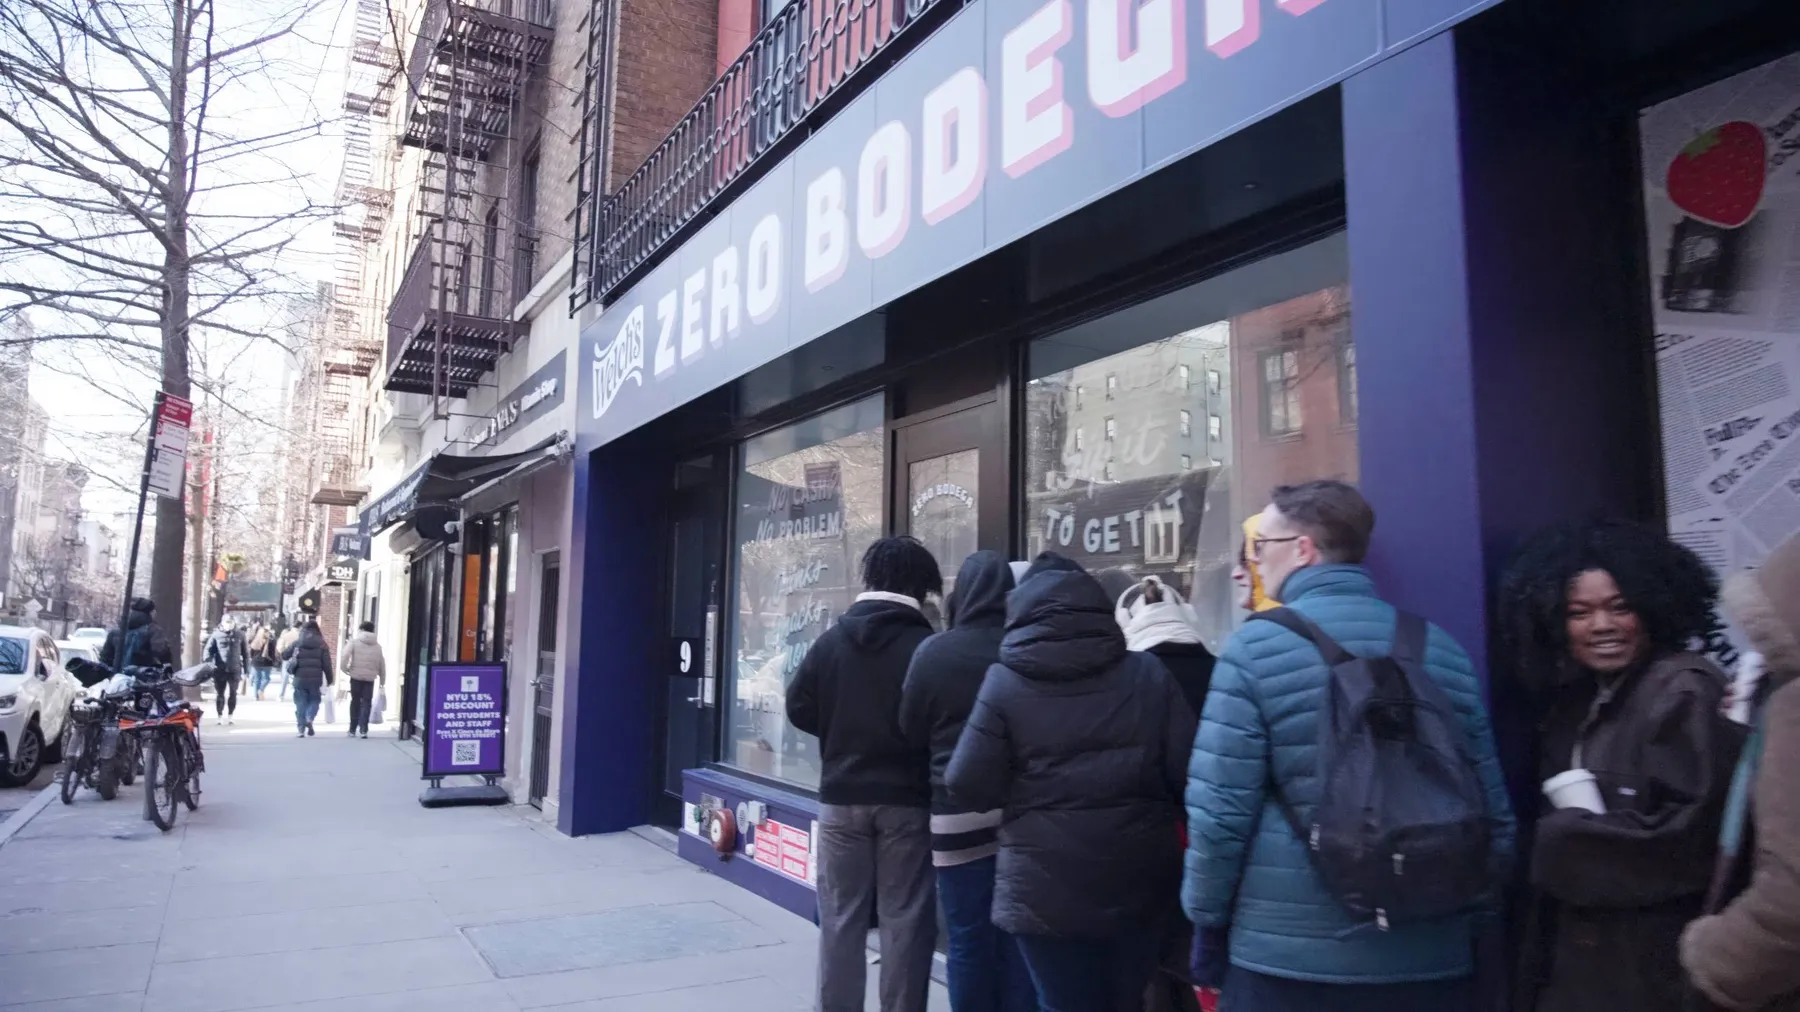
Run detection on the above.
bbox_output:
[358,432,570,539]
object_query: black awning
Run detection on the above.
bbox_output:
[359,433,565,539]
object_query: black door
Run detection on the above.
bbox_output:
[528,552,559,809]
[653,456,724,827]
[893,399,1007,609]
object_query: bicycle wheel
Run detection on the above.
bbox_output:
[59,752,82,805]
[119,736,138,786]
[180,730,202,810]
[142,733,180,832]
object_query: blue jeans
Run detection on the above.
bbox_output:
[1016,930,1160,1012]
[938,857,1037,1012]
[293,683,321,730]
[1219,966,1474,1012]
[250,665,272,696]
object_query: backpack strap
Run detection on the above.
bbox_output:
[1390,611,1428,665]
[1247,607,1354,666]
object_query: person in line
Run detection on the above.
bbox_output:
[1117,575,1215,717]
[205,618,247,724]
[1499,519,1745,1011]
[786,536,942,1012]
[1184,480,1515,1010]
[99,597,175,670]
[276,618,300,701]
[898,550,1036,1012]
[247,621,276,700]
[946,551,1196,1012]
[1683,530,1800,1012]
[282,618,333,738]
[1236,514,1279,614]
[340,621,385,738]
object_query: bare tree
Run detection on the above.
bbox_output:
[0,0,333,628]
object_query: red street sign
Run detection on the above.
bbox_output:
[146,392,194,500]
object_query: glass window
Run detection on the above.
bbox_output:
[1338,338,1358,424]
[1023,233,1355,651]
[1179,364,1191,389]
[1074,428,1084,451]
[1180,409,1192,437]
[1076,385,1085,408]
[728,395,885,789]
[1106,374,1118,399]
[1261,348,1303,436]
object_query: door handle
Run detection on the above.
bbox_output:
[686,695,705,704]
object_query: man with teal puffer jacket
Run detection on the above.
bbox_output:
[1183,480,1515,1010]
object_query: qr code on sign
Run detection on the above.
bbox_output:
[450,740,480,766]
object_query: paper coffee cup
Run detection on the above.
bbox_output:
[1543,768,1606,814]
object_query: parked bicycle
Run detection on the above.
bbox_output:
[58,690,139,804]
[118,664,209,830]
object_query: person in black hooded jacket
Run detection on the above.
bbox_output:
[786,535,941,1012]
[947,552,1197,1012]
[899,550,1035,1012]
[99,597,175,670]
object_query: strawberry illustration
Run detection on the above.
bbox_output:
[1666,120,1767,228]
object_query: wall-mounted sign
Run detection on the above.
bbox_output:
[422,662,507,779]
[460,350,566,451]
[331,527,369,560]
[752,818,813,884]
[325,557,360,584]
[580,0,1502,452]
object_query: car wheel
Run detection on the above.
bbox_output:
[0,721,45,788]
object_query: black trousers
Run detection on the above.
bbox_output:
[212,671,238,715]
[348,679,374,733]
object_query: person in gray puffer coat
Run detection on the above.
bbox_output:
[339,622,385,738]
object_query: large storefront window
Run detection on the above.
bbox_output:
[1023,234,1356,650]
[729,396,885,788]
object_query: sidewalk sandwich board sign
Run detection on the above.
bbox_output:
[421,662,507,781]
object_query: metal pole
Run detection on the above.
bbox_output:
[116,392,163,655]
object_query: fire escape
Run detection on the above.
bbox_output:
[312,0,395,509]
[385,0,552,408]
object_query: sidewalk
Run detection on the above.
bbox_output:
[0,690,949,1012]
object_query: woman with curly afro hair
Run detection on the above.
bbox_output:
[1499,519,1746,1012]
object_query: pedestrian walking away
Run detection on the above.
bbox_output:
[275,619,300,701]
[282,618,333,738]
[786,536,941,1012]
[898,550,1036,1012]
[946,551,1197,1012]
[205,617,248,723]
[1499,519,1745,1012]
[1683,529,1800,1012]
[247,621,277,699]
[340,620,386,738]
[1184,481,1515,1012]
[99,596,175,670]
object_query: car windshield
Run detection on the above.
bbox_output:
[0,638,27,675]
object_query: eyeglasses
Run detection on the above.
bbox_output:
[1249,535,1301,561]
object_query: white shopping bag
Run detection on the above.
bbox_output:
[371,687,386,725]
[322,683,338,724]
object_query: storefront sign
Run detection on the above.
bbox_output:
[752,818,812,883]
[580,0,1500,452]
[1642,52,1800,664]
[460,351,566,450]
[422,662,507,779]
[325,557,360,584]
[331,526,369,560]
[1031,469,1213,570]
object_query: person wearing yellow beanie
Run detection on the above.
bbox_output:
[1237,515,1279,611]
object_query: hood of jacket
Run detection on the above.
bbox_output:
[352,629,379,647]
[1275,562,1378,605]
[1117,577,1202,651]
[1000,568,1126,681]
[1723,533,1800,689]
[836,594,932,651]
[126,609,153,631]
[948,551,1012,629]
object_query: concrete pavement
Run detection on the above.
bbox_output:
[0,688,949,1011]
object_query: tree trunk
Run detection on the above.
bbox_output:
[151,0,193,639]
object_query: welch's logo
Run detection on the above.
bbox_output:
[591,305,646,421]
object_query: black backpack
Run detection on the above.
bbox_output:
[1250,607,1493,929]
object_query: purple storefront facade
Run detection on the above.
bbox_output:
[552,0,1800,989]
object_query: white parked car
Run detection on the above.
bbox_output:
[0,629,80,787]
[57,641,99,667]
[67,627,107,647]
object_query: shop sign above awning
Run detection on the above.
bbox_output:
[359,432,571,538]
[576,0,1501,455]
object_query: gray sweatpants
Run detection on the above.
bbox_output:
[814,803,936,1012]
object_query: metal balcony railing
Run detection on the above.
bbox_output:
[573,0,957,310]
[401,0,554,160]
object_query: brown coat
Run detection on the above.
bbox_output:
[1683,535,1800,1012]
[1519,651,1744,1012]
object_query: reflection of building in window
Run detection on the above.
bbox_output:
[1145,498,1180,564]
[1106,374,1118,399]
[1181,454,1192,470]
[1260,348,1303,437]
[1076,385,1085,408]
[1074,427,1085,451]
[1207,369,1221,394]
[1179,364,1191,389]
[1208,414,1222,441]
[1103,460,1115,481]
[1104,417,1116,441]
[1338,338,1358,423]
[1179,409,1192,437]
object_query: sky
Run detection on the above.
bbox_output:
[19,0,356,531]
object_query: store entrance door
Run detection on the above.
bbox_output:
[527,552,559,809]
[894,398,1006,610]
[654,456,724,827]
